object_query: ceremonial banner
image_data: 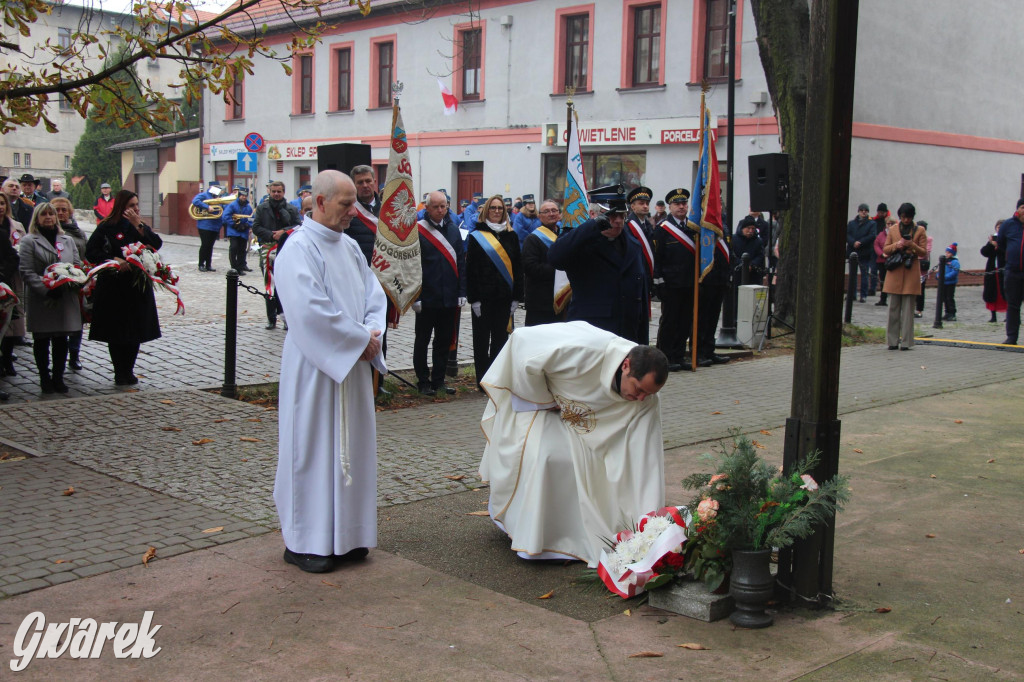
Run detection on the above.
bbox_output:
[373,102,422,321]
[555,109,589,313]
[686,106,723,282]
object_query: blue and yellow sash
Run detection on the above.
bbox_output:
[532,225,558,248]
[470,230,514,292]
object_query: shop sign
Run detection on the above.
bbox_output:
[542,117,713,147]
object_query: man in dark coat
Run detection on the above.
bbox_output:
[252,180,301,329]
[652,188,696,371]
[521,199,564,326]
[347,165,379,264]
[625,186,656,344]
[996,199,1024,345]
[731,216,766,285]
[548,186,647,344]
[846,202,877,301]
[412,191,466,395]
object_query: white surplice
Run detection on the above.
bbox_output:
[273,217,387,556]
[479,321,665,567]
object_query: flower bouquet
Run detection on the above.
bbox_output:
[0,281,18,312]
[89,244,184,315]
[42,263,89,290]
[597,506,691,598]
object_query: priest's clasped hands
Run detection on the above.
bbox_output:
[360,329,382,361]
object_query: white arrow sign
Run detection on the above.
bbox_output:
[236,152,258,174]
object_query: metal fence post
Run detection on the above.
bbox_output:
[844,252,858,324]
[741,252,752,286]
[222,269,238,398]
[933,255,947,329]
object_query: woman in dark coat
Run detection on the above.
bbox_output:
[982,220,1007,323]
[85,190,163,385]
[466,195,523,387]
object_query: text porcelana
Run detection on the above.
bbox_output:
[10,611,162,672]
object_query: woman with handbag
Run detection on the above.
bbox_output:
[882,203,928,350]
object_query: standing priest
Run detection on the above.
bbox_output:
[479,321,669,567]
[273,170,387,574]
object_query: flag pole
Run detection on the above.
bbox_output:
[564,86,575,225]
[691,85,708,371]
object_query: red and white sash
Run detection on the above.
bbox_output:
[627,219,654,277]
[716,238,730,262]
[659,219,695,253]
[353,202,378,233]
[417,219,458,276]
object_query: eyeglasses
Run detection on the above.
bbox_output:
[488,206,504,211]
[539,208,560,214]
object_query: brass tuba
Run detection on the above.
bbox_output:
[189,194,237,221]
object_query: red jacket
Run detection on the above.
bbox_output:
[93,194,114,220]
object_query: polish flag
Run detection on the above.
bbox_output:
[437,79,458,115]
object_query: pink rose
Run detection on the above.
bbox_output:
[800,474,819,491]
[697,498,719,521]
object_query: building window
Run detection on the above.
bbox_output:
[553,5,594,94]
[564,14,589,90]
[24,153,31,167]
[542,151,647,203]
[59,93,73,112]
[227,77,244,120]
[703,0,729,80]
[65,155,71,170]
[334,46,352,111]
[461,28,481,100]
[632,5,661,86]
[58,27,72,53]
[300,55,313,113]
[12,152,20,167]
[376,41,394,108]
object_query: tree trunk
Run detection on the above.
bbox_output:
[748,0,810,326]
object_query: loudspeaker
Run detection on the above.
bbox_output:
[317,143,372,174]
[748,153,790,211]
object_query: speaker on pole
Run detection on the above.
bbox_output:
[748,153,790,212]
[318,143,372,175]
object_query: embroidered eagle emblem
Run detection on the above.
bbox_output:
[555,395,596,434]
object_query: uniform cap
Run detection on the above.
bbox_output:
[665,188,690,204]
[627,186,653,204]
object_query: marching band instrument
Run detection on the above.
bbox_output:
[188,194,237,220]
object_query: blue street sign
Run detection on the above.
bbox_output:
[243,132,264,152]
[236,152,258,174]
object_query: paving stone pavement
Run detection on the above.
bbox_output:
[2,230,1021,598]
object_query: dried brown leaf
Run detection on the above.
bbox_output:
[710,411,722,415]
[628,651,663,658]
[160,400,175,405]
[623,608,631,616]
[853,448,863,453]
[537,590,554,600]
[734,400,740,404]
[953,419,963,424]
[247,418,262,422]
[751,440,766,449]
[445,474,465,481]
[759,429,772,436]
[466,510,491,516]
[142,546,157,567]
[239,437,262,443]
[929,474,937,478]
[54,559,68,564]
[202,526,224,534]
[214,418,231,423]
[192,438,214,445]
[161,426,181,432]
[874,606,892,613]
[62,486,75,496]
[925,534,936,539]
[677,643,709,650]
[0,452,10,460]
[987,458,995,464]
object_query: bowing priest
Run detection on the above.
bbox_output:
[479,321,669,567]
[273,170,387,574]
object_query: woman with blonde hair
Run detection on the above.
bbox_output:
[19,202,82,393]
[50,196,87,369]
[466,194,522,387]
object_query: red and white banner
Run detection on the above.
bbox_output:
[372,104,422,322]
[437,78,458,116]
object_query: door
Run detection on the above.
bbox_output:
[457,171,483,207]
[135,173,159,232]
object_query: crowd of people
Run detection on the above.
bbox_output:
[1,173,166,399]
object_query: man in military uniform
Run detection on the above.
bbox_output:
[222,186,254,273]
[626,186,656,344]
[548,186,647,343]
[652,188,696,371]
[512,194,541,247]
[696,220,732,366]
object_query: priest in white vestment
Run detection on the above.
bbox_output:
[273,170,387,573]
[479,321,669,567]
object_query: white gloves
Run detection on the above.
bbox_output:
[510,301,519,314]
[412,301,422,313]
[457,296,467,307]
[471,302,482,317]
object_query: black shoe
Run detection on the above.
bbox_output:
[696,357,713,368]
[681,359,693,371]
[283,548,334,573]
[900,346,912,351]
[942,315,956,322]
[709,354,731,365]
[207,267,217,272]
[52,375,69,393]
[433,383,456,395]
[127,374,139,385]
[265,321,277,330]
[888,345,898,350]
[859,297,866,303]
[874,300,887,306]
[69,356,83,371]
[40,377,55,394]
[334,547,369,563]
[418,382,436,396]
[1002,338,1018,346]
[198,264,207,272]
[667,362,683,372]
[1,359,15,376]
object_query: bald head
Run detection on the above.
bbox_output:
[310,170,357,232]
[426,191,448,224]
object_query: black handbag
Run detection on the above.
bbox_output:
[884,252,904,271]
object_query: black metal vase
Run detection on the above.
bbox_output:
[729,549,774,628]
